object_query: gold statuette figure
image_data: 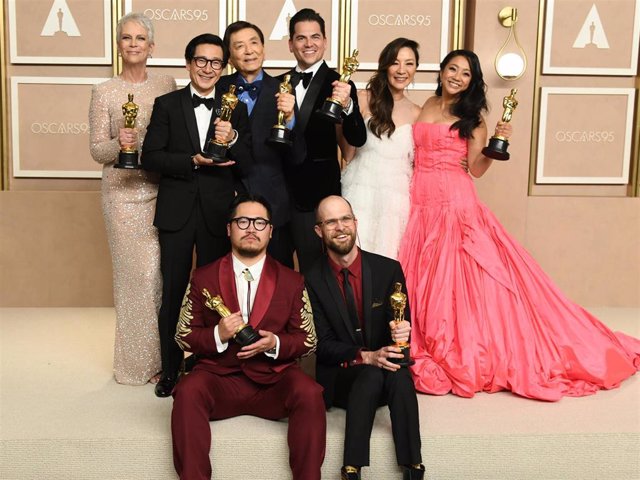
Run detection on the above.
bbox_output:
[388,282,414,367]
[482,88,518,161]
[267,74,294,147]
[202,288,260,347]
[115,93,142,169]
[316,49,360,124]
[203,85,239,162]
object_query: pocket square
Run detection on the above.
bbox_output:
[371,301,383,308]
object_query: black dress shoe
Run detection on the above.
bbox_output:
[341,466,361,480]
[183,354,198,373]
[402,464,425,480]
[154,374,178,397]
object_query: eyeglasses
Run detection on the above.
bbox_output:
[192,56,224,71]
[230,216,271,231]
[316,215,355,229]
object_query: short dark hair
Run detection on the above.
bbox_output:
[228,193,273,222]
[289,8,326,38]
[184,33,229,67]
[223,21,265,51]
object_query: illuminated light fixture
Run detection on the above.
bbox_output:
[495,7,527,80]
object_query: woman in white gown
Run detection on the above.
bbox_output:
[341,38,421,259]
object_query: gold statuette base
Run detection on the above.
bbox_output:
[388,342,414,367]
[482,136,510,161]
[315,98,344,124]
[114,149,141,169]
[202,140,230,163]
[267,124,293,147]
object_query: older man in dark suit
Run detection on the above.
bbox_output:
[142,33,252,397]
[217,21,305,269]
[283,8,367,273]
[172,194,325,480]
[305,195,425,480]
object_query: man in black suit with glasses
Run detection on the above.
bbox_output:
[142,33,252,397]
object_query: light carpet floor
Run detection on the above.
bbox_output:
[0,307,638,480]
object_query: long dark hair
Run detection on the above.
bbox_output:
[367,38,419,139]
[435,49,487,139]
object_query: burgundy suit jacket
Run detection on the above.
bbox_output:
[175,253,317,384]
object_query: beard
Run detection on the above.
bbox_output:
[325,231,356,255]
[234,235,266,258]
[236,245,265,257]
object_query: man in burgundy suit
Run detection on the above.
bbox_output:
[171,194,325,480]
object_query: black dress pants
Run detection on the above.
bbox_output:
[333,365,422,467]
[290,207,324,274]
[157,203,230,378]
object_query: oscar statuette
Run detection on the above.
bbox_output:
[202,288,261,347]
[114,93,141,169]
[202,85,239,163]
[266,74,294,147]
[388,282,414,367]
[316,49,359,124]
[482,88,518,161]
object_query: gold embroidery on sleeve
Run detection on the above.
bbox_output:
[300,288,317,356]
[175,283,193,350]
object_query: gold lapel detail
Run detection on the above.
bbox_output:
[300,288,317,356]
[175,283,193,350]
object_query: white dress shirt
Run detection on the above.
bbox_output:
[294,60,323,107]
[294,60,354,114]
[190,85,215,151]
[213,254,280,358]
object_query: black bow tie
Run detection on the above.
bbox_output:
[291,71,313,89]
[236,80,262,100]
[192,94,215,110]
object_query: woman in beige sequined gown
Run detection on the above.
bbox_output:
[89,12,176,385]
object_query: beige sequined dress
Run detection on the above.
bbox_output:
[89,72,176,385]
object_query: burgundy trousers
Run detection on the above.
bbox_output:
[172,366,326,480]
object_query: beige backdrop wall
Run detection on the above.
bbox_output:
[1,0,639,307]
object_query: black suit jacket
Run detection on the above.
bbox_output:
[141,85,252,235]
[281,61,366,211]
[305,250,410,407]
[217,72,305,227]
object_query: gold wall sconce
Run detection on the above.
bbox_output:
[495,7,527,80]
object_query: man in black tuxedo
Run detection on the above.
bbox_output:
[284,8,367,273]
[142,33,252,397]
[217,21,305,268]
[305,195,425,480]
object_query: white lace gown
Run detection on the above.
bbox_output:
[341,118,414,259]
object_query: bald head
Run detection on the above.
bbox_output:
[314,195,358,258]
[315,195,354,224]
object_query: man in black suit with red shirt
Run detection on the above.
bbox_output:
[305,195,425,480]
[142,33,252,397]
[284,8,367,273]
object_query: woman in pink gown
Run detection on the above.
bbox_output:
[398,50,639,401]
